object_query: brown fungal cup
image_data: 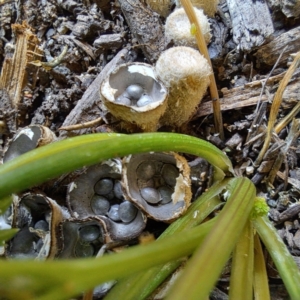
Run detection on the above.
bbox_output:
[58,218,107,258]
[155,46,212,127]
[67,159,147,241]
[122,152,192,223]
[6,192,65,260]
[100,62,168,132]
[3,125,56,163]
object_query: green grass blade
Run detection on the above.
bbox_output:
[0,218,215,300]
[165,177,256,300]
[159,179,230,235]
[105,180,230,300]
[0,195,13,214]
[229,220,254,300]
[0,229,19,245]
[253,233,270,300]
[254,216,300,300]
[0,133,233,199]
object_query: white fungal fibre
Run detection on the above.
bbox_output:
[156,47,212,87]
[165,8,211,48]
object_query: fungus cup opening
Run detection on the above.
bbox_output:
[67,160,147,242]
[100,63,168,132]
[58,218,107,258]
[6,193,64,260]
[122,152,192,223]
[3,125,56,163]
[101,63,167,112]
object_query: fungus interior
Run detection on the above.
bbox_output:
[108,65,166,107]
[124,153,187,221]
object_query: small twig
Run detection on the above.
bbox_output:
[59,117,102,131]
[181,0,224,140]
[245,101,300,146]
[274,101,300,134]
[254,51,300,167]
[266,119,300,185]
[246,47,287,147]
[244,130,265,147]
[254,46,288,115]
[30,45,68,71]
[245,102,267,143]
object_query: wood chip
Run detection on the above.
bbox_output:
[255,26,300,67]
[118,0,166,63]
[195,71,300,118]
[227,0,274,51]
[293,229,300,248]
[0,21,43,108]
[275,204,300,224]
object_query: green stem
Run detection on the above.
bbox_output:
[253,233,270,300]
[0,218,215,300]
[0,133,233,199]
[0,229,19,244]
[165,177,256,300]
[105,180,229,300]
[229,220,254,300]
[0,195,13,214]
[254,216,300,300]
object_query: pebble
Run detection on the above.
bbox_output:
[79,225,100,242]
[116,93,131,106]
[136,161,156,180]
[126,84,144,100]
[94,178,114,195]
[161,164,179,186]
[140,187,160,204]
[91,195,110,215]
[136,94,153,107]
[34,219,49,231]
[10,228,35,255]
[113,180,123,199]
[158,186,173,204]
[75,242,94,257]
[35,239,44,253]
[119,201,138,223]
[107,204,121,222]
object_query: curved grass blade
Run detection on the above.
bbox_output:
[0,133,233,199]
[0,219,215,300]
[253,233,270,300]
[105,179,230,300]
[165,177,256,300]
[254,216,300,300]
[0,195,13,214]
[0,229,18,245]
[229,220,254,300]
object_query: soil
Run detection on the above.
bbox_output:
[1,0,300,299]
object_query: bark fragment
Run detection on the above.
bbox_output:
[0,21,43,108]
[117,0,166,63]
[255,26,300,67]
[227,0,274,51]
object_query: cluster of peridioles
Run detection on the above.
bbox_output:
[2,127,193,262]
[2,127,213,300]
[116,84,155,107]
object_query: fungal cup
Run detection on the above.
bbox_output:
[122,152,192,223]
[100,63,168,132]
